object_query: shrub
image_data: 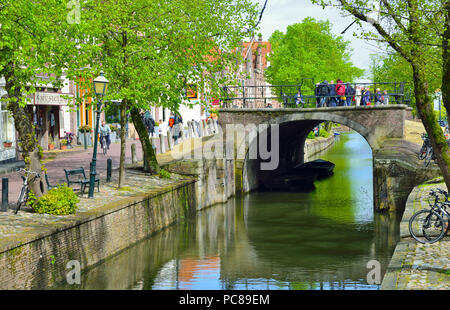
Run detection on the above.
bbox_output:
[30,184,79,215]
[307,131,316,139]
[60,139,68,145]
[158,169,171,179]
[319,129,330,138]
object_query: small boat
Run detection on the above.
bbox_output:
[293,159,335,179]
[260,173,317,192]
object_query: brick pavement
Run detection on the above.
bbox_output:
[381,181,450,289]
[1,139,143,205]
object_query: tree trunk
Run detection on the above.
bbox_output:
[4,69,46,197]
[129,106,160,174]
[443,0,450,125]
[118,100,127,188]
[412,63,450,189]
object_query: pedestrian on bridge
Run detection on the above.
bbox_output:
[328,80,337,107]
[294,89,304,107]
[336,80,346,106]
[316,81,329,108]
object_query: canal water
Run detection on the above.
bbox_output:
[53,131,401,290]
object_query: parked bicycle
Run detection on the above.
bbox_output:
[63,131,76,149]
[418,133,436,167]
[409,188,450,243]
[15,168,40,214]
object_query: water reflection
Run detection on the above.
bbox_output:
[52,132,400,290]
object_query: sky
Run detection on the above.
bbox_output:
[255,0,381,82]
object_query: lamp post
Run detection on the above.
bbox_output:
[88,71,109,198]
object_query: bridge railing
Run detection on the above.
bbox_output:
[219,82,410,109]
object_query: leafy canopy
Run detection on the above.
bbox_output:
[265,17,364,92]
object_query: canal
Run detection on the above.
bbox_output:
[53,131,402,290]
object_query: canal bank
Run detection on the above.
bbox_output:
[51,131,400,290]
[381,179,450,290]
[0,129,336,289]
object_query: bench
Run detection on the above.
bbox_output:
[64,167,99,195]
[45,174,55,190]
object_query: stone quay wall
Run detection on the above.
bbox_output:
[0,179,198,289]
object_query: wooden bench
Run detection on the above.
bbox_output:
[64,167,99,195]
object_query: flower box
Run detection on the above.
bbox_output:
[3,142,12,148]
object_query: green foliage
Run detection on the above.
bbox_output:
[266,18,364,94]
[78,125,92,133]
[307,131,316,139]
[319,129,330,138]
[29,184,79,215]
[60,139,67,146]
[158,169,171,179]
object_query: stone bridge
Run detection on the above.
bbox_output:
[217,104,440,212]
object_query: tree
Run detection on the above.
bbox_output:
[311,0,450,191]
[75,0,259,187]
[265,17,364,92]
[370,50,442,110]
[0,0,79,198]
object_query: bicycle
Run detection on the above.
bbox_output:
[418,133,435,167]
[409,188,450,243]
[100,135,107,155]
[15,168,40,214]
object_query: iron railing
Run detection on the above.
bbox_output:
[219,82,410,109]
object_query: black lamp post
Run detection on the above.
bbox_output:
[88,71,109,198]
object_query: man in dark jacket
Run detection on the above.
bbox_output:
[328,80,337,107]
[345,83,355,106]
[317,81,329,108]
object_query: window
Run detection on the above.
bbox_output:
[1,101,13,142]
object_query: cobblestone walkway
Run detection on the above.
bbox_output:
[382,181,450,289]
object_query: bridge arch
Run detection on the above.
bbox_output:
[219,106,407,195]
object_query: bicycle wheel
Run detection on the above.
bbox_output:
[409,209,446,243]
[418,145,427,160]
[424,148,433,167]
[14,186,27,214]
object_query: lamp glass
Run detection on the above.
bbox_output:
[93,72,109,96]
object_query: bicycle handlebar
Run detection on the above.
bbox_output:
[18,168,40,177]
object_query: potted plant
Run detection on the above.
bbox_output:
[109,124,117,143]
[3,140,12,148]
[78,125,92,147]
[48,138,55,150]
[60,139,68,150]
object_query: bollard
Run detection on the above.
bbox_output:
[106,158,112,182]
[1,177,8,212]
[159,133,166,153]
[84,132,88,150]
[131,143,138,164]
[167,129,173,150]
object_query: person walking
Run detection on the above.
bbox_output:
[99,121,111,151]
[362,87,372,106]
[345,83,355,106]
[336,79,346,106]
[317,80,329,108]
[355,86,362,106]
[328,80,337,107]
[383,90,390,104]
[375,88,383,105]
[294,89,305,107]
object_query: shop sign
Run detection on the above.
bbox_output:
[28,92,73,106]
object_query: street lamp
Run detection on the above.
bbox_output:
[88,71,109,198]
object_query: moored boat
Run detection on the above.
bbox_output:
[293,159,335,179]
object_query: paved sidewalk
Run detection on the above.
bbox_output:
[1,140,143,205]
[381,181,450,289]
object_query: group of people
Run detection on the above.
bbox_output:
[294,80,390,108]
